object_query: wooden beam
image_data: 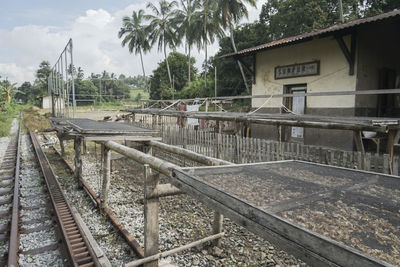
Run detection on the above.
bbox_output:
[104,141,179,177]
[354,131,365,154]
[171,169,390,267]
[83,136,162,142]
[144,164,159,267]
[335,33,356,75]
[129,88,400,103]
[146,183,183,199]
[74,137,83,188]
[212,212,223,247]
[125,233,225,267]
[101,145,111,209]
[128,109,392,132]
[234,56,255,77]
[147,140,232,166]
[252,54,256,84]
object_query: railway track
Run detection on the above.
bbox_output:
[0,117,103,266]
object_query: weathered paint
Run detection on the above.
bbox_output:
[252,35,357,109]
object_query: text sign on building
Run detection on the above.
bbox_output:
[275,61,320,79]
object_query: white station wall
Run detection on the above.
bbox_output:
[252,35,357,109]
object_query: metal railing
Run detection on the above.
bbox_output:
[48,38,76,118]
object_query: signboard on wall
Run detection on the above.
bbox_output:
[275,61,320,79]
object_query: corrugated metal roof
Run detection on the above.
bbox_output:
[221,9,400,58]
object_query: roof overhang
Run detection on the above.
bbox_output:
[220,9,400,59]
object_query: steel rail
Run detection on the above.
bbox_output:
[29,131,99,267]
[50,145,145,258]
[7,116,21,267]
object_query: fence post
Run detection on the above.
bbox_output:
[101,146,111,209]
[74,136,83,188]
[144,164,159,267]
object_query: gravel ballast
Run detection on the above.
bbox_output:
[78,146,306,267]
[18,134,64,266]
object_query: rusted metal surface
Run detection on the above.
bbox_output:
[221,9,400,58]
[29,131,99,267]
[0,121,21,267]
[51,146,145,258]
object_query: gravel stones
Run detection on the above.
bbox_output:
[18,134,63,266]
[43,145,137,266]
[80,151,306,266]
[19,250,64,267]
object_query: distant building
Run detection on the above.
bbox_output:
[42,95,65,112]
[223,9,400,150]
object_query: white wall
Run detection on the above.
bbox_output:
[252,35,357,109]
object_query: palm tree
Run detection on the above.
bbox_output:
[175,0,201,85]
[194,0,222,89]
[146,0,179,88]
[217,0,256,94]
[118,9,151,80]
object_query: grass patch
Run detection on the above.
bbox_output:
[0,102,21,137]
[22,105,51,132]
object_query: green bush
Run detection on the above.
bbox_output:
[0,101,20,137]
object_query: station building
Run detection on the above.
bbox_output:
[225,9,400,150]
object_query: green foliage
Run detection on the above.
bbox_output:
[149,52,197,99]
[212,22,269,96]
[362,0,400,16]
[176,77,213,99]
[15,82,32,104]
[0,101,19,137]
[75,79,98,101]
[33,61,51,100]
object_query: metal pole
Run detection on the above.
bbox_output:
[61,55,65,117]
[69,39,77,117]
[65,50,70,117]
[56,65,59,116]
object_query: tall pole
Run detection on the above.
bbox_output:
[172,75,175,100]
[60,55,65,116]
[214,67,217,99]
[69,39,77,118]
[339,0,344,23]
[65,50,70,117]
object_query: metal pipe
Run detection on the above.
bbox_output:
[69,39,77,118]
[64,50,70,117]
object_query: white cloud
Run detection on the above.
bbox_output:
[0,2,261,85]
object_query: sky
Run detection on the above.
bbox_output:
[0,0,261,85]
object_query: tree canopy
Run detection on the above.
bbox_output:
[149,52,197,99]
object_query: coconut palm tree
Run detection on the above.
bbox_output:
[175,0,201,85]
[146,0,179,88]
[118,9,151,79]
[216,0,256,94]
[193,0,222,89]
